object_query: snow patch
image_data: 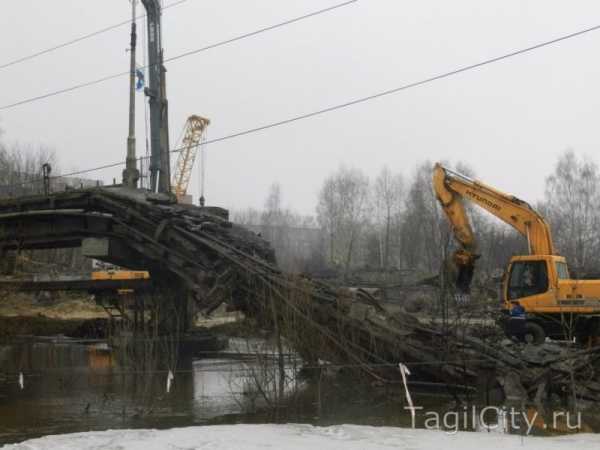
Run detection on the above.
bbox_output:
[2,424,599,450]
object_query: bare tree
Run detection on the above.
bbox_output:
[543,150,600,271]
[233,185,322,273]
[0,139,94,273]
[316,176,340,266]
[261,183,284,247]
[0,142,57,197]
[231,208,262,227]
[400,161,444,273]
[317,166,370,279]
[373,166,404,269]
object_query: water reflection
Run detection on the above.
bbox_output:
[193,359,243,418]
[0,338,302,445]
[192,356,300,421]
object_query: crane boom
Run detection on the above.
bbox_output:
[433,163,556,292]
[171,115,210,201]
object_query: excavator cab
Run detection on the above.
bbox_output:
[502,255,560,316]
[506,259,549,302]
[502,255,567,311]
[500,256,555,344]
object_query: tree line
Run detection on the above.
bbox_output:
[0,130,56,197]
[236,150,600,282]
[0,134,90,274]
[2,129,598,281]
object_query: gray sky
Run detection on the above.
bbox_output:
[2,0,600,215]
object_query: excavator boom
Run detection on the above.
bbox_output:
[432,163,556,292]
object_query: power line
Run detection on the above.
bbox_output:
[0,0,189,71]
[163,0,358,64]
[170,21,600,146]
[0,0,359,111]
[2,21,600,191]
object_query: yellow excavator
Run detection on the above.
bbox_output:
[433,163,600,344]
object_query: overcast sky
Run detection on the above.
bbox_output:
[2,1,600,215]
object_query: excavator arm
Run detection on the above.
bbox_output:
[432,163,556,293]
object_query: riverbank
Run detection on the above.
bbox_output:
[0,292,107,339]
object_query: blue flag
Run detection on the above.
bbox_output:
[136,68,145,91]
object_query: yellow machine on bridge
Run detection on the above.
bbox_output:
[171,115,210,204]
[91,270,150,282]
[92,267,149,296]
[433,163,600,344]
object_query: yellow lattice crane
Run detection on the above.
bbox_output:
[171,115,210,202]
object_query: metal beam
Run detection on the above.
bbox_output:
[0,277,152,292]
[82,237,148,269]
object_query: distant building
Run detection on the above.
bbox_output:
[52,176,103,192]
[244,224,323,268]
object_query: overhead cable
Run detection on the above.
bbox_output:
[1,20,599,189]
[0,0,189,71]
[0,0,359,111]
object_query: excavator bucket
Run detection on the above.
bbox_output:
[449,249,478,294]
[455,262,475,294]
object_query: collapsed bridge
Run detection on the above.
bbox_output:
[1,186,600,406]
[0,187,274,323]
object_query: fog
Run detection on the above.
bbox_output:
[2,0,600,214]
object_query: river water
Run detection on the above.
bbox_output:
[1,337,598,446]
[0,336,299,444]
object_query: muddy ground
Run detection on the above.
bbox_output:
[0,291,108,339]
[0,291,248,339]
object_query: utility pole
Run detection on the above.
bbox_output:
[123,0,140,188]
[42,163,52,196]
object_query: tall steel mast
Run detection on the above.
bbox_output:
[123,0,140,188]
[141,0,171,193]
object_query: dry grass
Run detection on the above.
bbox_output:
[0,291,106,320]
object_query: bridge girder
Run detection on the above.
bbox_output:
[0,187,275,317]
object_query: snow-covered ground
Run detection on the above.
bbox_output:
[2,424,599,450]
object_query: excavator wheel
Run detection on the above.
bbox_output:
[576,317,600,347]
[523,322,546,345]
